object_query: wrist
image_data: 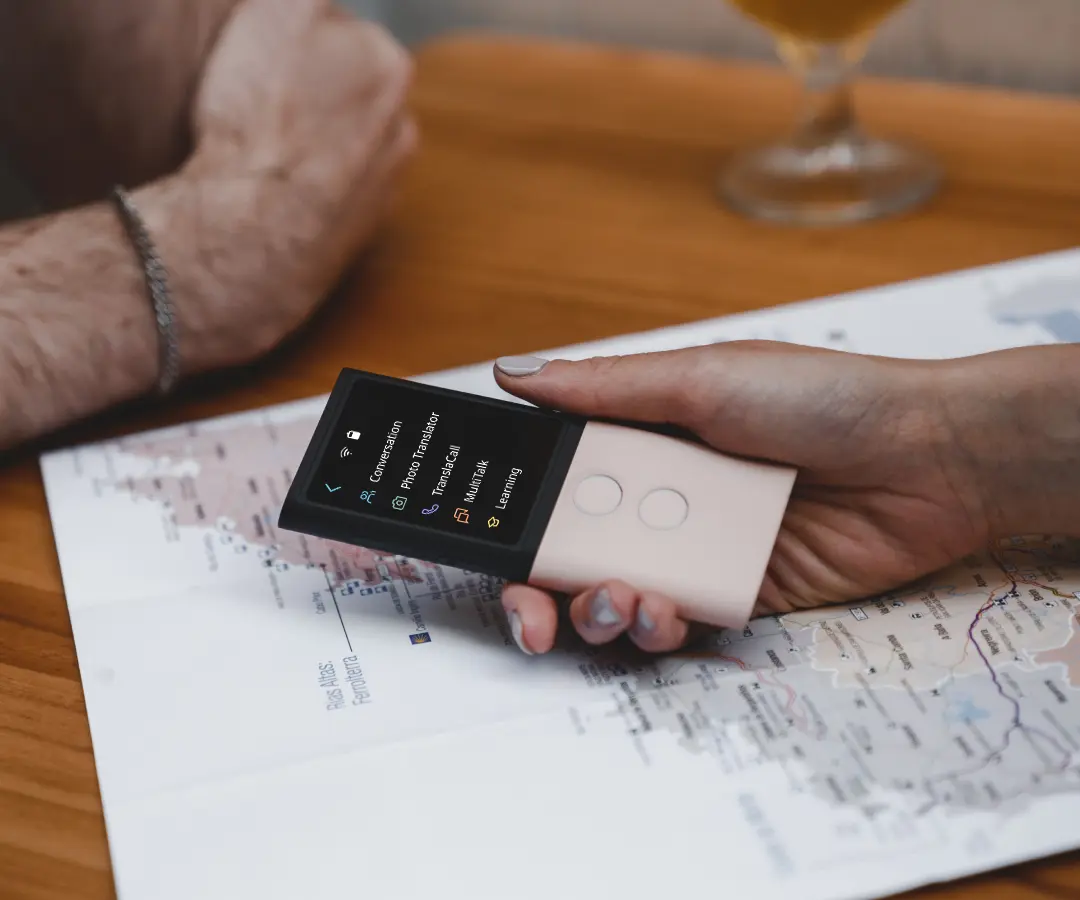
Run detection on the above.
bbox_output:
[939,346,1080,539]
[0,196,162,449]
[131,167,323,375]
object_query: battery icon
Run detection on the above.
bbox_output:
[346,431,361,440]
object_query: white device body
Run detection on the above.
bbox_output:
[528,422,797,629]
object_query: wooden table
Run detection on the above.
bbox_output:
[3,34,1080,900]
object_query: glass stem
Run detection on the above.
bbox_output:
[778,39,866,149]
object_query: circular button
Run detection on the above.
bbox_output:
[573,475,623,516]
[638,489,689,530]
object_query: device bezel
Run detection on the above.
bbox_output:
[278,368,585,581]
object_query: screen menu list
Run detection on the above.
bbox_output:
[308,379,565,547]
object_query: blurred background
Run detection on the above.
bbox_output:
[355,0,1080,94]
[1,0,1077,218]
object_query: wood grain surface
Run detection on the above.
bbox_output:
[2,34,1080,900]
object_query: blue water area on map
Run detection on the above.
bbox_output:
[995,309,1080,342]
[943,692,991,725]
[990,275,1080,342]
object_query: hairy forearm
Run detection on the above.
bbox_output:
[0,195,158,448]
[943,344,1080,539]
[0,1,417,452]
[0,170,314,451]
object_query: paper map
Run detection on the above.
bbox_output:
[41,248,1080,899]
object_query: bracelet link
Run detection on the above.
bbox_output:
[110,185,181,396]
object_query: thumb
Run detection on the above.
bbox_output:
[493,348,716,431]
[492,342,873,468]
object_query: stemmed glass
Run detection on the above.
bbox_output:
[717,0,940,225]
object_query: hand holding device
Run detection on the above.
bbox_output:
[277,361,797,642]
[494,343,1015,655]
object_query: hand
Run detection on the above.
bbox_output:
[178,0,416,370]
[0,0,415,451]
[492,342,1046,656]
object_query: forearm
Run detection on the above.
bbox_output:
[943,344,1080,539]
[0,170,305,451]
[0,195,155,448]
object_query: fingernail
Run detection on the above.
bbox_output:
[507,609,534,655]
[495,355,549,377]
[587,588,622,628]
[634,606,656,635]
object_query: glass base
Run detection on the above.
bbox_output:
[717,134,941,226]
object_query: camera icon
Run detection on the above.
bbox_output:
[392,496,408,511]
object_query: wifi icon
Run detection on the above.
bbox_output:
[340,446,352,459]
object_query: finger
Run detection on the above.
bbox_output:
[333,18,413,83]
[492,342,831,430]
[363,115,415,211]
[384,113,419,168]
[494,350,714,433]
[346,112,416,219]
[305,112,414,279]
[567,580,641,645]
[502,583,559,655]
[358,111,416,180]
[627,591,690,653]
[303,21,413,158]
[492,342,887,469]
[397,114,420,161]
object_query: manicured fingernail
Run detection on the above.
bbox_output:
[634,606,656,635]
[495,355,549,376]
[507,609,534,655]
[587,588,622,628]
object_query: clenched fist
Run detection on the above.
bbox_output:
[0,0,415,451]
[179,0,417,370]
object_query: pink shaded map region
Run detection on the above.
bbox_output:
[1034,616,1080,690]
[115,415,435,587]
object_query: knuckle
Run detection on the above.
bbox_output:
[578,354,628,407]
[354,21,412,80]
[666,350,714,423]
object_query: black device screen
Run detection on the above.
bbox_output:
[306,376,566,546]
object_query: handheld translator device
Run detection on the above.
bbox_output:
[278,368,797,629]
